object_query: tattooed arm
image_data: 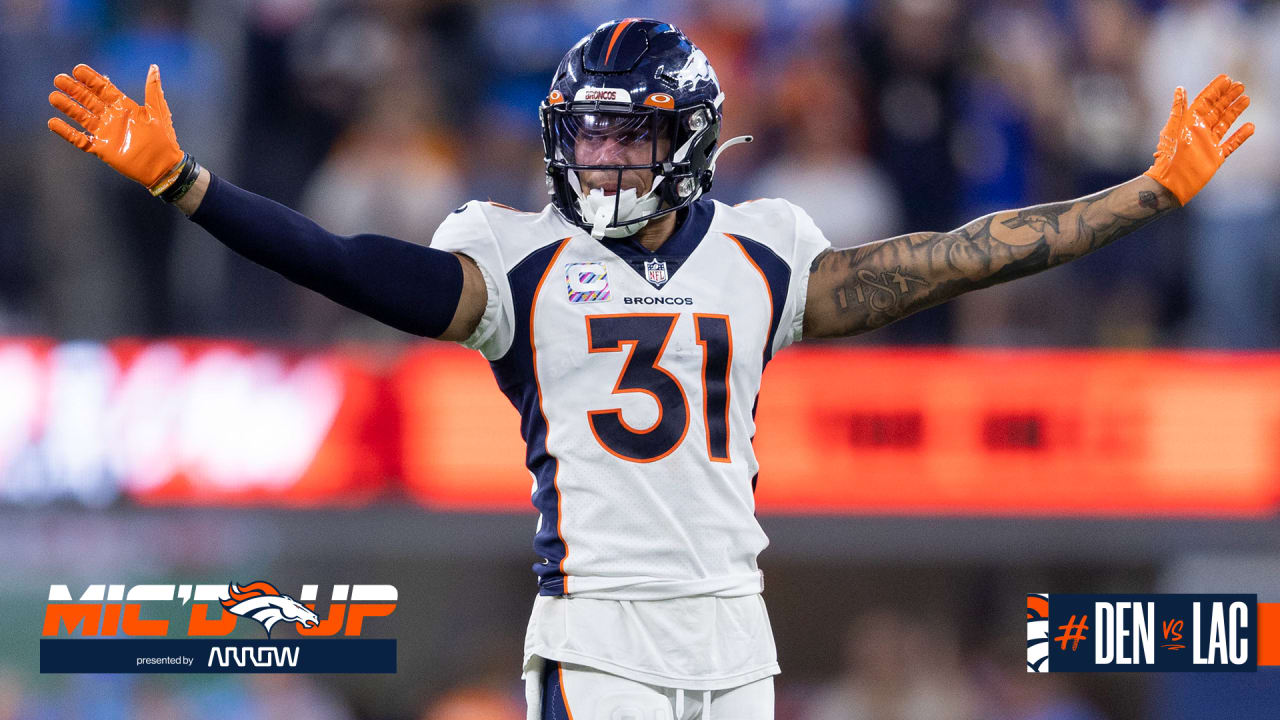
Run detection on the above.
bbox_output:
[802,175,1180,338]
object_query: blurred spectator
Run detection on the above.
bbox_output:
[802,608,980,720]
[0,668,21,720]
[0,673,354,719]
[973,646,1110,720]
[1064,0,1151,192]
[847,0,967,342]
[749,32,903,249]
[297,77,466,342]
[1057,0,1172,348]
[855,0,963,232]
[420,684,523,720]
[300,84,463,242]
[247,674,355,720]
[672,2,773,202]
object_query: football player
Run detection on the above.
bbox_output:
[48,18,1252,720]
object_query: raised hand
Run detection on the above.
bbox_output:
[1144,73,1255,206]
[48,64,186,192]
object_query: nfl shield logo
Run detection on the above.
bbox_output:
[644,259,669,288]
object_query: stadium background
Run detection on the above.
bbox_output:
[3,0,1280,717]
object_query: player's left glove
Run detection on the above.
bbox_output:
[47,64,193,198]
[1143,73,1255,206]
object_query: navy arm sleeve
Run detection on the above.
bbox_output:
[187,173,464,338]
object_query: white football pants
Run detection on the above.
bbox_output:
[526,656,774,720]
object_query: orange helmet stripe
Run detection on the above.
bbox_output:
[604,18,639,66]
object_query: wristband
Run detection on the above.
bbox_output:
[150,153,202,203]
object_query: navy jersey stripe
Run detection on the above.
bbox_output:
[541,660,573,719]
[489,238,572,596]
[725,233,791,368]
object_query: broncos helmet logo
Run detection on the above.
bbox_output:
[221,581,320,637]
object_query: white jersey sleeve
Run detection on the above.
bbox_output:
[783,201,833,349]
[710,198,832,355]
[428,201,517,360]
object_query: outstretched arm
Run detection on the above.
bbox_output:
[47,63,485,341]
[175,167,487,341]
[803,74,1254,339]
[804,176,1176,337]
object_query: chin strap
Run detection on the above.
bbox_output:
[708,135,753,175]
[588,203,615,239]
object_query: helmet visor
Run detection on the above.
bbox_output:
[552,109,675,169]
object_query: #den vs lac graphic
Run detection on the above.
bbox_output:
[1028,593,1257,672]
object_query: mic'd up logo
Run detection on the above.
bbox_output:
[43,581,395,638]
[220,581,319,637]
[41,581,399,674]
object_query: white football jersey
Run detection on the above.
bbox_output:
[431,197,829,601]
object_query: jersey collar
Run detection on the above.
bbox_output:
[595,199,715,290]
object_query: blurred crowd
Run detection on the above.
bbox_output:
[3,0,1278,348]
[2,608,1111,720]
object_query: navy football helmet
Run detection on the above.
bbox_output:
[540,18,752,238]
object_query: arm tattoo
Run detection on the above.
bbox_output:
[806,177,1179,337]
[999,200,1076,234]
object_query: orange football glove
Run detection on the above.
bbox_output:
[47,64,185,193]
[1144,73,1255,206]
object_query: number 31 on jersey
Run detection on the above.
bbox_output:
[585,313,731,464]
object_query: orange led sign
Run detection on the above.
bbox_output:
[397,347,1280,516]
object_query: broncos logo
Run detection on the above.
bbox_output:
[1027,593,1050,672]
[221,581,319,637]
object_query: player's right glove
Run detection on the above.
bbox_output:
[47,64,197,200]
[1143,73,1255,206]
